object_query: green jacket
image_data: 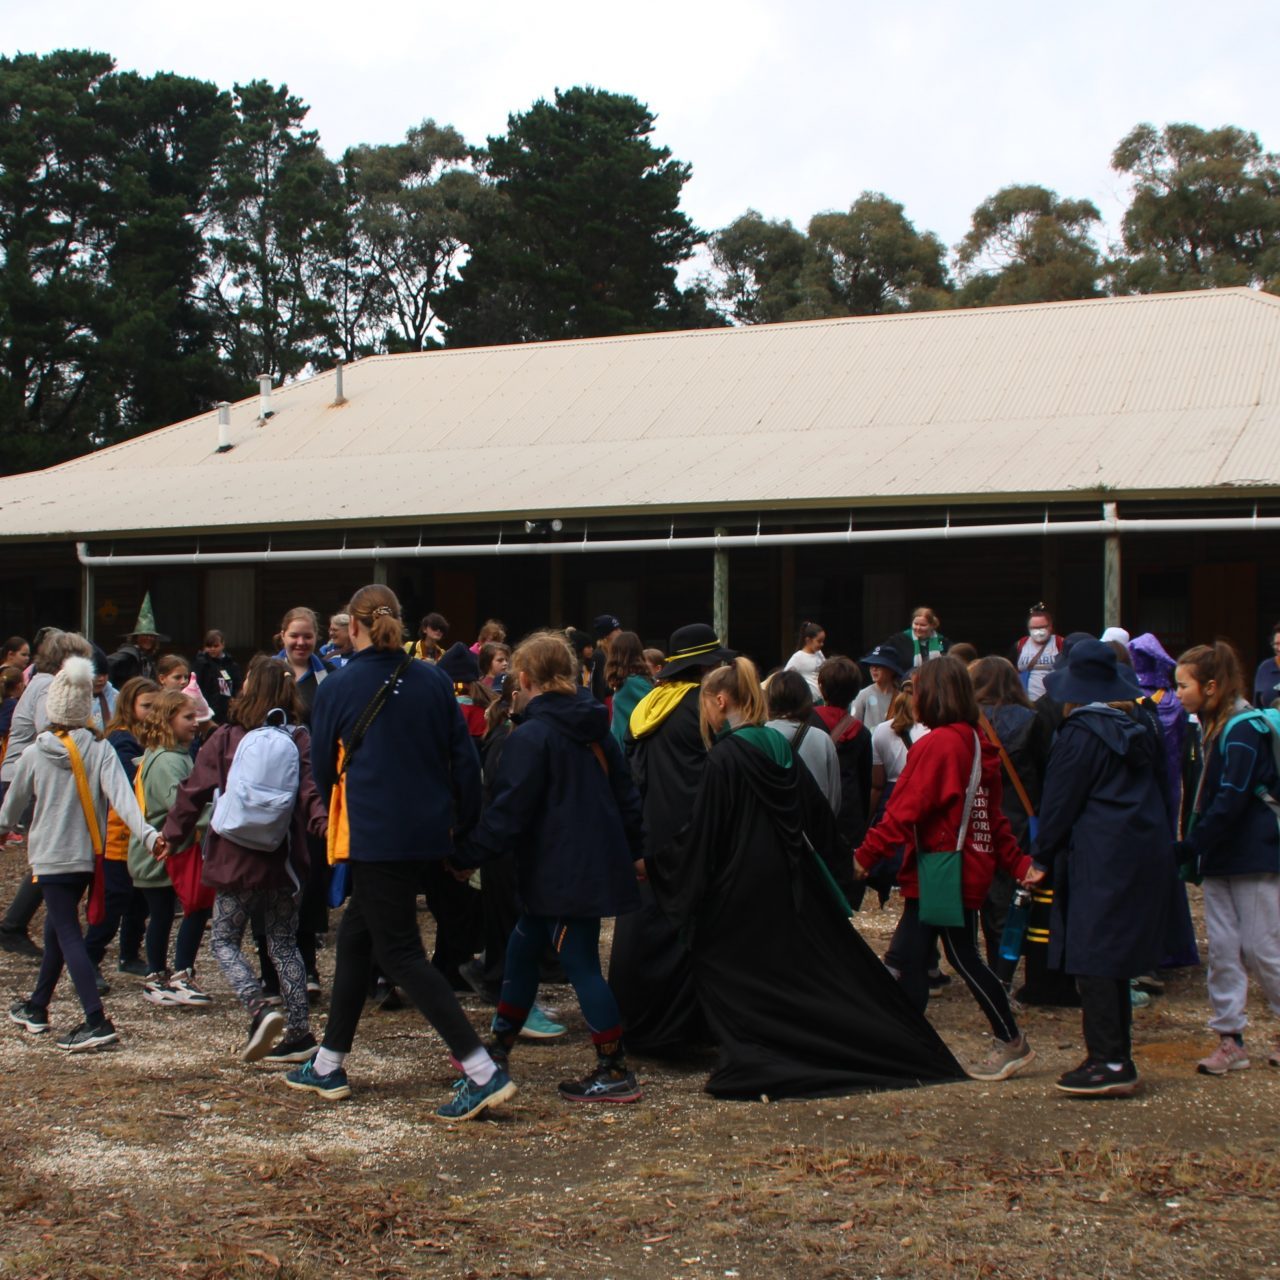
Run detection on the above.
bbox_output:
[127,747,198,888]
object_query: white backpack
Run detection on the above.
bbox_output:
[211,710,301,852]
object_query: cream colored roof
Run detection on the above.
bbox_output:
[3,287,1280,540]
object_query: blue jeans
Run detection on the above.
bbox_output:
[497,915,622,1044]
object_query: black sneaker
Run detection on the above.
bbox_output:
[306,973,321,1002]
[241,1008,285,1062]
[263,1032,318,1064]
[1055,1058,1140,1097]
[117,957,149,977]
[558,1063,643,1104]
[374,981,405,1012]
[0,931,43,960]
[927,969,952,995]
[8,999,49,1034]
[57,1019,119,1052]
[458,959,500,1005]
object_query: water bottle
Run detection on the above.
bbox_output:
[998,886,1034,964]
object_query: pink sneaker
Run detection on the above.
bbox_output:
[1197,1036,1250,1075]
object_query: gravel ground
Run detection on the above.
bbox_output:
[0,841,1277,1279]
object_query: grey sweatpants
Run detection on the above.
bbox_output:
[1202,873,1280,1035]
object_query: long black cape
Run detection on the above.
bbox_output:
[653,731,966,1099]
[609,688,711,1055]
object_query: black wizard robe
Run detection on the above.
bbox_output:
[652,726,966,1099]
[609,684,712,1055]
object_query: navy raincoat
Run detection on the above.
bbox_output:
[462,690,644,919]
[1032,704,1173,979]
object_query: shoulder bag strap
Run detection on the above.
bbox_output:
[339,654,414,777]
[827,713,855,744]
[978,711,1036,819]
[55,732,104,859]
[955,730,984,850]
[791,721,812,754]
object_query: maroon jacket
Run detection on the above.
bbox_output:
[162,723,327,894]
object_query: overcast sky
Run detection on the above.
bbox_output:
[4,0,1278,263]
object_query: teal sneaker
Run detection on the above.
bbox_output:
[1129,982,1151,1009]
[434,1068,517,1122]
[519,1004,566,1040]
[284,1057,351,1100]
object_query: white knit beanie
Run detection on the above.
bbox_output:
[46,655,95,728]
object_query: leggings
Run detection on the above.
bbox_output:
[211,889,309,1035]
[497,915,622,1045]
[887,899,1021,1042]
[30,874,100,1019]
[141,886,210,975]
[85,859,148,966]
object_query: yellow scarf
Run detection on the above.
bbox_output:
[629,682,698,741]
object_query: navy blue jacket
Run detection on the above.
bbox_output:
[462,690,644,919]
[310,646,481,862]
[1033,705,1173,979]
[1184,707,1280,878]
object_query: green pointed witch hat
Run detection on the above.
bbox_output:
[128,591,170,641]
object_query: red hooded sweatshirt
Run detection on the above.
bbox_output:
[855,722,1031,907]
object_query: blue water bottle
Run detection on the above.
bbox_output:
[999,886,1034,964]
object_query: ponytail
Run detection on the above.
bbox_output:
[1177,641,1244,740]
[700,656,766,745]
[347,585,406,651]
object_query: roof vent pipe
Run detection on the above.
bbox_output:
[258,374,274,420]
[215,402,232,453]
[332,360,347,407]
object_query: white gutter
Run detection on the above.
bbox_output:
[73,505,1280,569]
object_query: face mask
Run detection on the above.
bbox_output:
[1029,627,1049,643]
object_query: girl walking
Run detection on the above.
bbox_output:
[1176,642,1280,1074]
[129,690,213,1006]
[4,657,166,1050]
[459,631,645,1102]
[163,658,327,1062]
[855,656,1036,1081]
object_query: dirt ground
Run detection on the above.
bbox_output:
[1,844,1278,1280]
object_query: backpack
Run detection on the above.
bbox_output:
[211,710,301,852]
[1221,706,1280,821]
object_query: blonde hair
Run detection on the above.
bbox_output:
[888,679,916,735]
[137,690,195,750]
[511,630,576,695]
[347,585,405,651]
[700,656,766,746]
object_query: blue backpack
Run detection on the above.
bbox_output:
[1221,706,1280,821]
[211,710,301,852]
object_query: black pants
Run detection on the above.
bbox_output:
[1076,975,1132,1063]
[84,859,147,966]
[0,876,42,934]
[888,899,1021,1041]
[141,887,209,975]
[420,860,482,983]
[30,874,100,1019]
[322,860,481,1060]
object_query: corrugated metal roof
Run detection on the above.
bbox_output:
[3,288,1279,540]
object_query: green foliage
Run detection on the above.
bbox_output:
[202,80,345,386]
[339,121,484,354]
[439,86,702,345]
[0,50,233,471]
[1110,123,1280,294]
[711,210,835,324]
[810,193,952,314]
[956,184,1102,306]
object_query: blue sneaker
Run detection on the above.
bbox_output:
[519,1004,566,1040]
[284,1057,351,1100]
[434,1068,517,1121]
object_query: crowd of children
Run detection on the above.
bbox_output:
[1,595,1278,1120]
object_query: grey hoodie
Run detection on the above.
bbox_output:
[0,728,159,877]
[0,672,53,784]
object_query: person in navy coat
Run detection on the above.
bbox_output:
[1027,640,1173,1098]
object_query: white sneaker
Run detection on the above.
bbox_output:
[142,972,178,1005]
[166,969,212,1007]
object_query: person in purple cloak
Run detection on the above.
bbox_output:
[1129,632,1200,970]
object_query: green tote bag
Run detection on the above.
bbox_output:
[916,730,983,928]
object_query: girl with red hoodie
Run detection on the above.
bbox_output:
[855,655,1036,1082]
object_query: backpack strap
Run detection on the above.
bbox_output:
[827,713,856,745]
[338,654,414,778]
[791,721,813,755]
[55,731,103,859]
[978,711,1035,819]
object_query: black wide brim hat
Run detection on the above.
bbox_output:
[659,623,737,680]
[438,641,481,684]
[1044,638,1142,705]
